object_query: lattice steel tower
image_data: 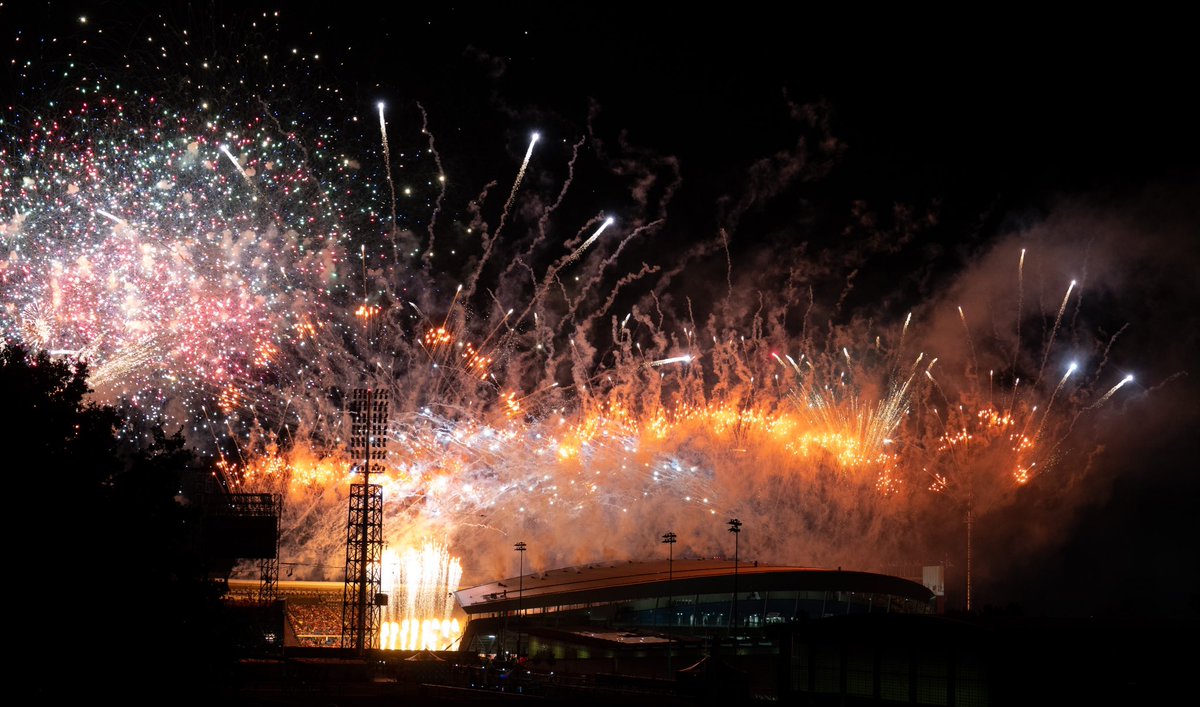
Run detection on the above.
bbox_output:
[258,494,283,604]
[341,388,388,653]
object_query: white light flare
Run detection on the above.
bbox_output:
[650,354,692,367]
[566,216,615,263]
[219,145,249,180]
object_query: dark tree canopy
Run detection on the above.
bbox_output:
[0,344,123,487]
[1,343,232,695]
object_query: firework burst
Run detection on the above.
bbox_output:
[1,17,1142,597]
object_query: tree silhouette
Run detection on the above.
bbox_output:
[2,344,231,695]
[0,343,123,489]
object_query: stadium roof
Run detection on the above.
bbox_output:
[455,559,933,615]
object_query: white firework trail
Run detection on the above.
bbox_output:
[378,102,400,260]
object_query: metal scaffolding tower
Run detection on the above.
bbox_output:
[341,388,388,653]
[202,492,281,603]
[258,494,283,604]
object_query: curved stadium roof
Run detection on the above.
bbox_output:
[455,559,933,615]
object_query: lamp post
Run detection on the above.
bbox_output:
[727,518,742,639]
[514,541,527,658]
[662,531,677,676]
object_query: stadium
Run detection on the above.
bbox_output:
[455,558,937,659]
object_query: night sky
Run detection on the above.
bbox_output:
[3,2,1197,618]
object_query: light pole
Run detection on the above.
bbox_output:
[727,518,742,639]
[662,531,677,676]
[514,541,527,658]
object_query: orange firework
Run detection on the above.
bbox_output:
[423,327,452,347]
[354,303,380,321]
[459,341,492,380]
[252,339,278,368]
[933,405,1038,488]
[218,384,241,413]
